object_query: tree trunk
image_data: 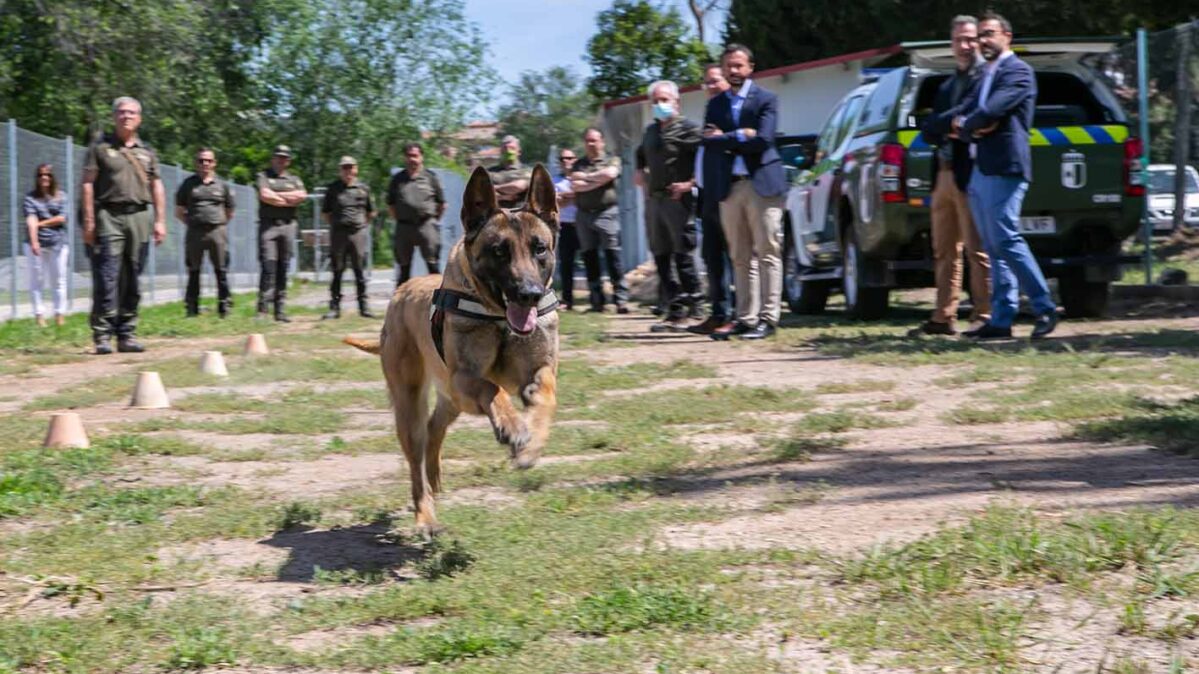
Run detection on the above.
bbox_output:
[1173,23,1194,231]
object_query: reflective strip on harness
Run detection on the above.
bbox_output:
[898,125,1129,149]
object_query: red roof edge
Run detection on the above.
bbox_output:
[602,44,904,110]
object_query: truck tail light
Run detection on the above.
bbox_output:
[1124,137,1146,197]
[880,143,906,203]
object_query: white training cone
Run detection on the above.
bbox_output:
[43,412,90,449]
[199,350,229,377]
[244,333,270,356]
[130,371,171,409]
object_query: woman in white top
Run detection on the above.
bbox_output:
[23,164,69,327]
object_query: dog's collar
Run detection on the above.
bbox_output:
[430,287,558,365]
[430,287,558,322]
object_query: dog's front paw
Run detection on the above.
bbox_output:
[492,418,530,455]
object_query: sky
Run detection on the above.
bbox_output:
[464,0,727,113]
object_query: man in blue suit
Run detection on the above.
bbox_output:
[950,12,1057,339]
[704,44,787,341]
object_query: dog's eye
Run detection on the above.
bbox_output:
[532,240,548,257]
[491,243,508,259]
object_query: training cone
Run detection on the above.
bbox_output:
[199,350,229,377]
[244,333,269,356]
[130,371,171,409]
[43,412,90,449]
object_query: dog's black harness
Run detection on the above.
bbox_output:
[430,287,558,363]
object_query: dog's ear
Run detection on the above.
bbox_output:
[524,163,559,231]
[461,166,498,237]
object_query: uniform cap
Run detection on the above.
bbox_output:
[272,145,293,158]
[338,155,357,166]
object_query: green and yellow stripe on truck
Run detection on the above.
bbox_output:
[897,124,1129,150]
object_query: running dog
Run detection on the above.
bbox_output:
[345,165,560,531]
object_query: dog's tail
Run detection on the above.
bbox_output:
[342,336,382,355]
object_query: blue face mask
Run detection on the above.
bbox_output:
[652,102,674,121]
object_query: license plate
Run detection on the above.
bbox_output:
[1018,216,1056,234]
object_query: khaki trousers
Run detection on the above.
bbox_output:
[931,168,991,324]
[719,180,784,327]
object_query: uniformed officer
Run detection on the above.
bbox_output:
[81,96,167,355]
[386,143,445,287]
[255,145,307,322]
[572,128,629,313]
[175,147,235,318]
[488,135,532,208]
[321,156,377,319]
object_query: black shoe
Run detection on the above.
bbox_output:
[275,313,291,323]
[650,304,665,317]
[963,323,1012,340]
[738,322,776,340]
[615,304,630,315]
[908,320,957,337]
[117,337,145,353]
[94,338,113,355]
[711,321,754,341]
[185,310,199,318]
[586,305,606,314]
[1031,312,1058,340]
[322,305,341,320]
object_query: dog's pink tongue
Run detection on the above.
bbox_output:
[506,304,537,334]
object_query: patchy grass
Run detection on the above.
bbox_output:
[815,379,896,394]
[793,410,896,434]
[1077,397,1199,455]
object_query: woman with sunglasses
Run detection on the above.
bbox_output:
[23,164,69,327]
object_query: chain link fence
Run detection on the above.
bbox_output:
[0,120,466,320]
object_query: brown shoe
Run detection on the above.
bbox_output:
[35,315,47,328]
[55,314,65,327]
[686,316,728,335]
[907,320,957,337]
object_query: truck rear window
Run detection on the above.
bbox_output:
[909,71,1116,128]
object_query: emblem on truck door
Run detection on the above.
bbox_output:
[1061,151,1087,189]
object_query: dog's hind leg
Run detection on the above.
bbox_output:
[393,379,439,532]
[424,392,460,494]
[515,365,558,469]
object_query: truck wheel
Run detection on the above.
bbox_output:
[842,229,889,320]
[1058,273,1110,318]
[783,235,830,314]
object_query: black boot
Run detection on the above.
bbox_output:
[358,297,375,318]
[275,299,291,323]
[322,297,341,320]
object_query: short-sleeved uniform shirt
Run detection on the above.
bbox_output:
[635,118,701,193]
[386,169,444,224]
[572,153,621,212]
[488,161,532,209]
[83,134,160,205]
[176,175,235,226]
[322,179,374,228]
[22,191,67,247]
[256,168,305,221]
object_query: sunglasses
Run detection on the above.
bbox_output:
[559,156,576,161]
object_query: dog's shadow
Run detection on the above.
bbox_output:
[259,518,427,583]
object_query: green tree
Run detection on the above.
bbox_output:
[497,67,598,167]
[586,0,711,101]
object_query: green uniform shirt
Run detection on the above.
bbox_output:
[176,175,235,226]
[322,179,374,227]
[636,118,701,194]
[386,169,444,223]
[572,153,621,212]
[256,168,305,221]
[488,160,532,208]
[83,133,160,205]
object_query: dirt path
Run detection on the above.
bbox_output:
[595,311,1199,556]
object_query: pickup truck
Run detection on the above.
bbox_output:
[782,39,1146,319]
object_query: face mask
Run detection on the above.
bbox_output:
[502,149,517,162]
[652,102,674,121]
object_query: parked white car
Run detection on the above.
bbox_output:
[1148,164,1199,232]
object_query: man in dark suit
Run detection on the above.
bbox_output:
[687,63,735,335]
[910,15,991,337]
[704,44,787,341]
[949,12,1057,339]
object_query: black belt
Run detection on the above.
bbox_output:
[260,217,296,224]
[102,202,148,215]
[730,175,749,183]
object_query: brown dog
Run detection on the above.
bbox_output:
[345,164,560,531]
